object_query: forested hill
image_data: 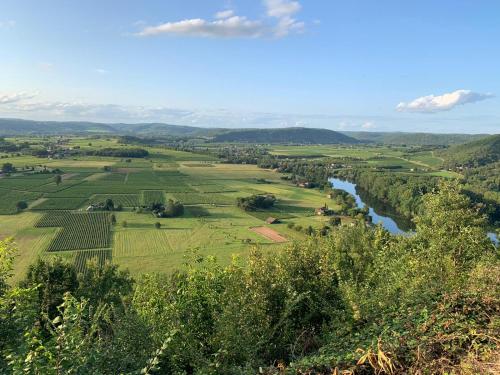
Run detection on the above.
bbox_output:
[212,127,359,144]
[440,134,500,167]
[342,131,488,146]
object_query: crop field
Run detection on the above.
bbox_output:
[1,136,462,281]
[170,192,234,205]
[114,230,172,256]
[0,189,41,214]
[31,197,87,210]
[88,194,140,207]
[142,190,166,205]
[35,211,111,251]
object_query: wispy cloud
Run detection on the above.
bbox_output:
[396,89,494,113]
[0,92,38,104]
[138,17,265,38]
[137,0,304,39]
[95,68,108,75]
[215,10,235,19]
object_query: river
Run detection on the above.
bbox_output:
[329,177,499,245]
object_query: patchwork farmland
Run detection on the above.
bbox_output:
[2,139,346,279]
[2,136,452,279]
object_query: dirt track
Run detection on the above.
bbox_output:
[250,226,288,243]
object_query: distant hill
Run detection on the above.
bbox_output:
[0,118,214,137]
[0,118,492,147]
[342,131,488,146]
[212,127,359,144]
[0,118,116,135]
[440,134,500,167]
[115,123,221,137]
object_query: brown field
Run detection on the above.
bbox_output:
[250,226,288,243]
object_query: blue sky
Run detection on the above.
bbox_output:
[1,0,499,133]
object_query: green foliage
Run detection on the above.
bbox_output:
[0,239,16,295]
[0,183,498,374]
[237,194,276,211]
[15,201,28,211]
[334,168,439,218]
[164,199,184,217]
[440,134,500,168]
[1,162,16,174]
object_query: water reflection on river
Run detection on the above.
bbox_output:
[328,178,412,235]
[329,177,498,245]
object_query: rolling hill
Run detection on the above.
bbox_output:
[440,134,500,167]
[212,127,359,144]
[342,131,488,146]
[0,118,116,135]
[0,118,212,137]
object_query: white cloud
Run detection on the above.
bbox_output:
[215,10,235,19]
[95,68,108,75]
[397,89,494,113]
[0,92,38,105]
[264,0,304,36]
[137,1,304,39]
[138,16,265,38]
[264,0,301,18]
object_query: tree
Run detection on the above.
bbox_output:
[21,257,79,320]
[329,216,341,226]
[155,222,161,229]
[110,214,117,225]
[122,221,128,228]
[104,198,115,211]
[164,199,184,217]
[0,238,16,295]
[16,201,28,212]
[237,194,276,211]
[1,162,15,174]
[54,174,62,185]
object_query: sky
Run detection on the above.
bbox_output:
[1,0,499,133]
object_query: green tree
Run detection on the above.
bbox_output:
[1,162,15,174]
[21,258,79,320]
[16,201,28,212]
[164,199,184,217]
[104,198,115,211]
[54,174,62,185]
